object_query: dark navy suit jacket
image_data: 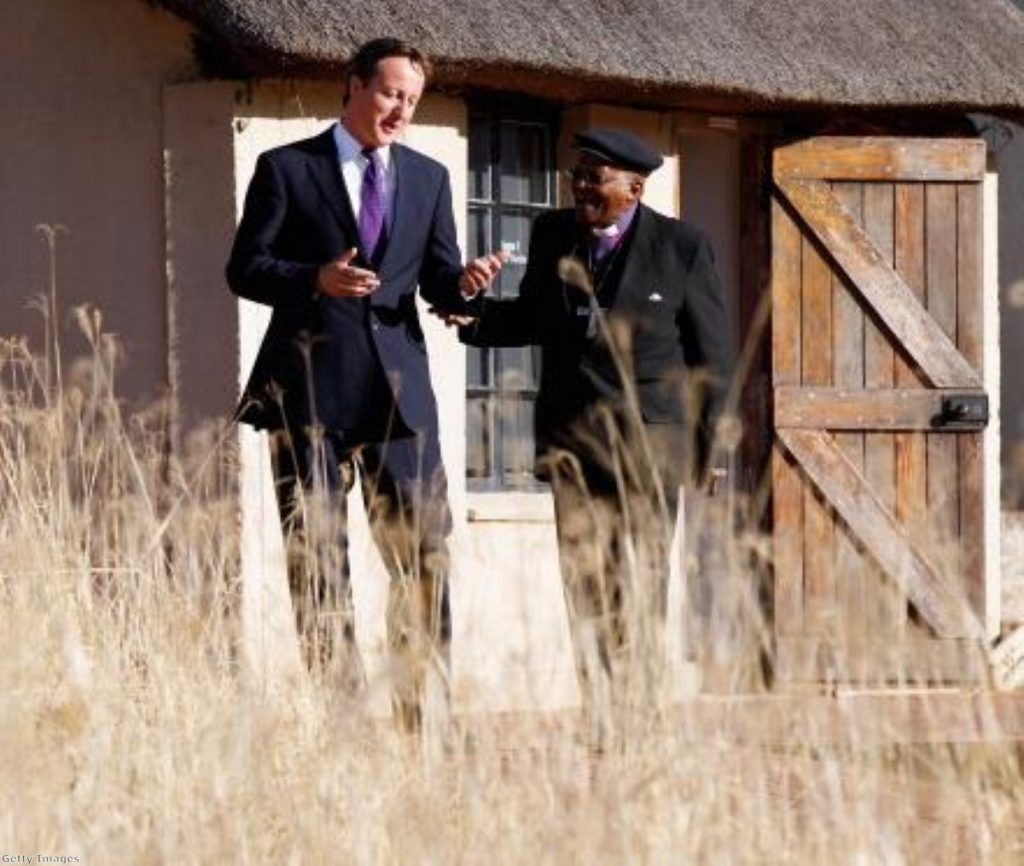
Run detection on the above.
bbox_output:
[461,204,733,485]
[227,126,477,441]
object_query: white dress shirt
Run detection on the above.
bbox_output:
[333,121,394,224]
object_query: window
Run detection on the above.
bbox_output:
[466,105,557,490]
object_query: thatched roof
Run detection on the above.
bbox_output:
[157,0,1024,115]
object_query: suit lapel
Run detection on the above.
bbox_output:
[378,144,411,274]
[305,128,360,246]
[609,204,658,310]
[556,230,590,322]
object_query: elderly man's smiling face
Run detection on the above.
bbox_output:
[569,153,644,229]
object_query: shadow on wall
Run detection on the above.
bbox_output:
[0,0,196,408]
[987,117,1024,507]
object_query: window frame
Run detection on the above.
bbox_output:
[465,100,560,493]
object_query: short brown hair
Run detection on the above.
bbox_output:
[342,38,431,104]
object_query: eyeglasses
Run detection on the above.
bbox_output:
[563,167,630,189]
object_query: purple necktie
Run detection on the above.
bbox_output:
[591,230,620,266]
[359,147,387,262]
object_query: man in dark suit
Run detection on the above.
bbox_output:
[459,128,733,737]
[226,38,505,729]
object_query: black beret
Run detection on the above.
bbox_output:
[571,127,664,175]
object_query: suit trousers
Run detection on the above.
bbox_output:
[269,426,451,729]
[545,418,683,741]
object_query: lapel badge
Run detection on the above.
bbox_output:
[648,290,664,302]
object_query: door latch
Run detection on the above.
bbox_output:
[937,393,989,430]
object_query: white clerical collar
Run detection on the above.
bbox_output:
[333,121,392,171]
[591,203,637,237]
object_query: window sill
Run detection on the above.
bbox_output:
[465,491,555,523]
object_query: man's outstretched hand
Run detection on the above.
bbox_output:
[431,309,478,328]
[432,249,510,327]
[458,250,510,298]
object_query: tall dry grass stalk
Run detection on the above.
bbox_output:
[2,269,1024,863]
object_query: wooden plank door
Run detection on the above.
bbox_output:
[771,137,990,684]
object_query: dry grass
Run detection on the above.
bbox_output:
[3,305,1024,864]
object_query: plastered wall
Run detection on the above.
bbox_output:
[0,0,195,402]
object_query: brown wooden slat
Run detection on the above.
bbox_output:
[925,184,962,584]
[863,182,905,638]
[957,431,987,636]
[778,428,983,639]
[957,182,987,631]
[771,196,804,635]
[778,178,981,389]
[800,211,835,635]
[956,184,984,374]
[832,183,866,643]
[894,183,927,638]
[773,386,989,431]
[771,198,802,388]
[776,636,984,685]
[773,137,986,183]
[772,446,805,637]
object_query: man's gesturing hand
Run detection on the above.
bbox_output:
[459,250,510,298]
[316,248,381,298]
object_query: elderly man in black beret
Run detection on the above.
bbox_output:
[458,127,734,739]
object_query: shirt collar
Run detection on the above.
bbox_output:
[334,121,392,171]
[592,203,638,237]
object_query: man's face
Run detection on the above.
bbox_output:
[343,56,425,148]
[570,154,643,228]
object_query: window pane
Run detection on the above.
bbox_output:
[467,207,489,261]
[467,346,491,388]
[498,346,537,391]
[469,115,491,201]
[466,396,493,480]
[499,396,535,483]
[499,122,549,205]
[495,211,533,298]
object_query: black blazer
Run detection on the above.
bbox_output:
[461,204,733,481]
[227,127,477,438]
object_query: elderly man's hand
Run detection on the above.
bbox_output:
[458,250,510,298]
[429,308,477,328]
